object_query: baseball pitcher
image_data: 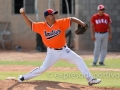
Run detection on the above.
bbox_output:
[18,8,101,86]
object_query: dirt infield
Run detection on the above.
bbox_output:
[0,80,120,90]
[0,50,120,61]
[0,50,120,90]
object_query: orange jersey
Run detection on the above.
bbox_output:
[32,17,71,48]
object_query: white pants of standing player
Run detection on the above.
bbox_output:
[93,32,109,63]
[23,46,93,82]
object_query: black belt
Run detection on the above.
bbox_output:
[96,32,108,34]
[50,46,66,50]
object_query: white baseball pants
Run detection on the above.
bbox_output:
[93,32,109,63]
[23,46,93,82]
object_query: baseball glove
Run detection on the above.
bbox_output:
[75,23,88,35]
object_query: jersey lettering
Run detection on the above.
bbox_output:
[44,30,61,39]
[95,19,108,24]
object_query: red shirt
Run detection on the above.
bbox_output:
[32,18,70,48]
[91,13,112,32]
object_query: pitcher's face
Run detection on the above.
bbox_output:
[46,14,56,22]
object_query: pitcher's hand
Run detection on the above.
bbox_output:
[20,8,25,14]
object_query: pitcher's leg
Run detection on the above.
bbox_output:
[21,53,59,80]
[100,33,108,63]
[62,48,93,82]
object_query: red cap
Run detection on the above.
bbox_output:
[44,9,58,17]
[97,5,105,10]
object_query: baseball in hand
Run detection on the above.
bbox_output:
[20,8,24,14]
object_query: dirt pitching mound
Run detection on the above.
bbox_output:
[0,80,119,90]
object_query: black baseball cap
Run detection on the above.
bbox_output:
[44,9,58,17]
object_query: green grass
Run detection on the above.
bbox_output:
[84,58,120,68]
[0,71,120,88]
[0,58,120,88]
[0,61,43,66]
[0,58,120,69]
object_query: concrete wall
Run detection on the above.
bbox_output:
[0,0,120,51]
[0,0,75,50]
[77,0,120,52]
[0,0,36,50]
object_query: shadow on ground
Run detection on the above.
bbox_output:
[0,80,119,90]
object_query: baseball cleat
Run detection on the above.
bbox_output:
[93,62,97,66]
[99,62,105,66]
[88,78,101,86]
[18,75,24,82]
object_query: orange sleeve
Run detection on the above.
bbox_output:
[58,17,71,31]
[32,22,42,33]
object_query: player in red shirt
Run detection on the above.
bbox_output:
[18,8,101,85]
[90,5,112,66]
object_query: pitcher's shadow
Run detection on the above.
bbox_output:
[7,80,80,90]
